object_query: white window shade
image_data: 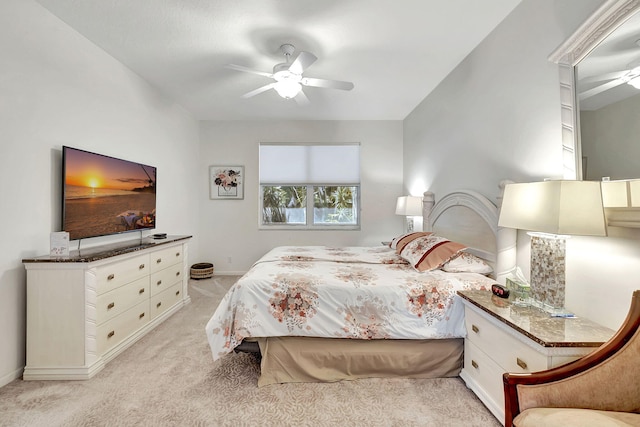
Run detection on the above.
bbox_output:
[260,143,360,184]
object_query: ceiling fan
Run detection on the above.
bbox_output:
[578,58,640,102]
[226,44,354,105]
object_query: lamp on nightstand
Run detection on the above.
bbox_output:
[396,196,422,233]
[498,181,606,314]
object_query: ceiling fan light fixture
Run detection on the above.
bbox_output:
[227,43,353,103]
[274,80,302,99]
[627,76,640,89]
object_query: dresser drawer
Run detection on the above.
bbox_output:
[150,282,183,320]
[464,339,505,409]
[465,308,548,373]
[97,300,149,355]
[150,263,183,296]
[96,254,149,295]
[149,246,183,273]
[96,277,150,325]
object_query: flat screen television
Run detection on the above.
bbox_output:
[62,146,157,240]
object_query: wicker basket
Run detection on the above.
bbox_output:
[190,262,214,279]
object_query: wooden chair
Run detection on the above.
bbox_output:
[503,290,640,427]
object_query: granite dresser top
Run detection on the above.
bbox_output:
[457,290,615,348]
[22,235,192,263]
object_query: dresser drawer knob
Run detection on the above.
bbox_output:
[139,264,145,270]
[156,302,162,308]
[107,331,115,339]
[176,290,180,296]
[156,258,162,264]
[107,302,115,310]
[139,288,145,294]
[157,280,162,286]
[471,324,479,334]
[139,312,145,319]
[176,271,180,277]
[107,274,115,281]
[176,252,180,257]
[471,360,479,369]
[516,358,528,370]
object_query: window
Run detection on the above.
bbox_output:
[259,143,360,229]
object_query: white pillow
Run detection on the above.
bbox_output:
[441,252,493,275]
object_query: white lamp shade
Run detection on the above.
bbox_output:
[601,181,629,207]
[395,196,422,216]
[601,179,640,208]
[498,181,606,236]
[631,180,640,206]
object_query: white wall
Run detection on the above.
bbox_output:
[0,0,200,387]
[404,0,640,331]
[197,121,404,273]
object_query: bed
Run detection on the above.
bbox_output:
[205,187,517,386]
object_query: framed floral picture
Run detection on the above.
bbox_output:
[209,166,244,200]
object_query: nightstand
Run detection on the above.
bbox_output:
[457,290,615,425]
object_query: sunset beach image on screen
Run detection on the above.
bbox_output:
[62,146,157,240]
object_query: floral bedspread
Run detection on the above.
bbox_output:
[205,246,496,360]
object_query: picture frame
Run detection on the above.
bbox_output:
[209,165,244,200]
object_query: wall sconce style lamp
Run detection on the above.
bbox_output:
[396,196,423,233]
[498,181,606,314]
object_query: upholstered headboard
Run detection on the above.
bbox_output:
[422,183,516,284]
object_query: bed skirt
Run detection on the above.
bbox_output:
[253,337,463,387]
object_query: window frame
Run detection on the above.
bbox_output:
[259,183,361,230]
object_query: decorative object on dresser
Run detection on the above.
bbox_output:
[457,289,614,424]
[503,290,640,427]
[395,195,423,233]
[22,235,191,380]
[498,180,606,314]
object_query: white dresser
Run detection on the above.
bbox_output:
[23,235,191,380]
[457,290,614,425]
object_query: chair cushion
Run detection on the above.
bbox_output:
[514,408,640,427]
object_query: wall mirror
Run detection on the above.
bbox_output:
[577,9,640,181]
[550,0,640,227]
[549,0,640,181]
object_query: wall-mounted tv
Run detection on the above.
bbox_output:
[62,146,157,240]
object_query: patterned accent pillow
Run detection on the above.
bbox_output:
[399,234,467,272]
[441,252,493,275]
[389,232,432,253]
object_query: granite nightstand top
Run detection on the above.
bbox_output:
[457,290,615,348]
[22,235,192,263]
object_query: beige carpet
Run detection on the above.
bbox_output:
[0,276,500,427]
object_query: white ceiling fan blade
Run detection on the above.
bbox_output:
[242,83,276,98]
[288,51,317,75]
[294,90,310,106]
[578,78,625,101]
[578,70,627,85]
[301,77,354,91]
[226,64,273,78]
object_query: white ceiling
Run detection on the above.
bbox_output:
[35,0,522,120]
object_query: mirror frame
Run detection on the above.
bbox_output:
[548,0,640,180]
